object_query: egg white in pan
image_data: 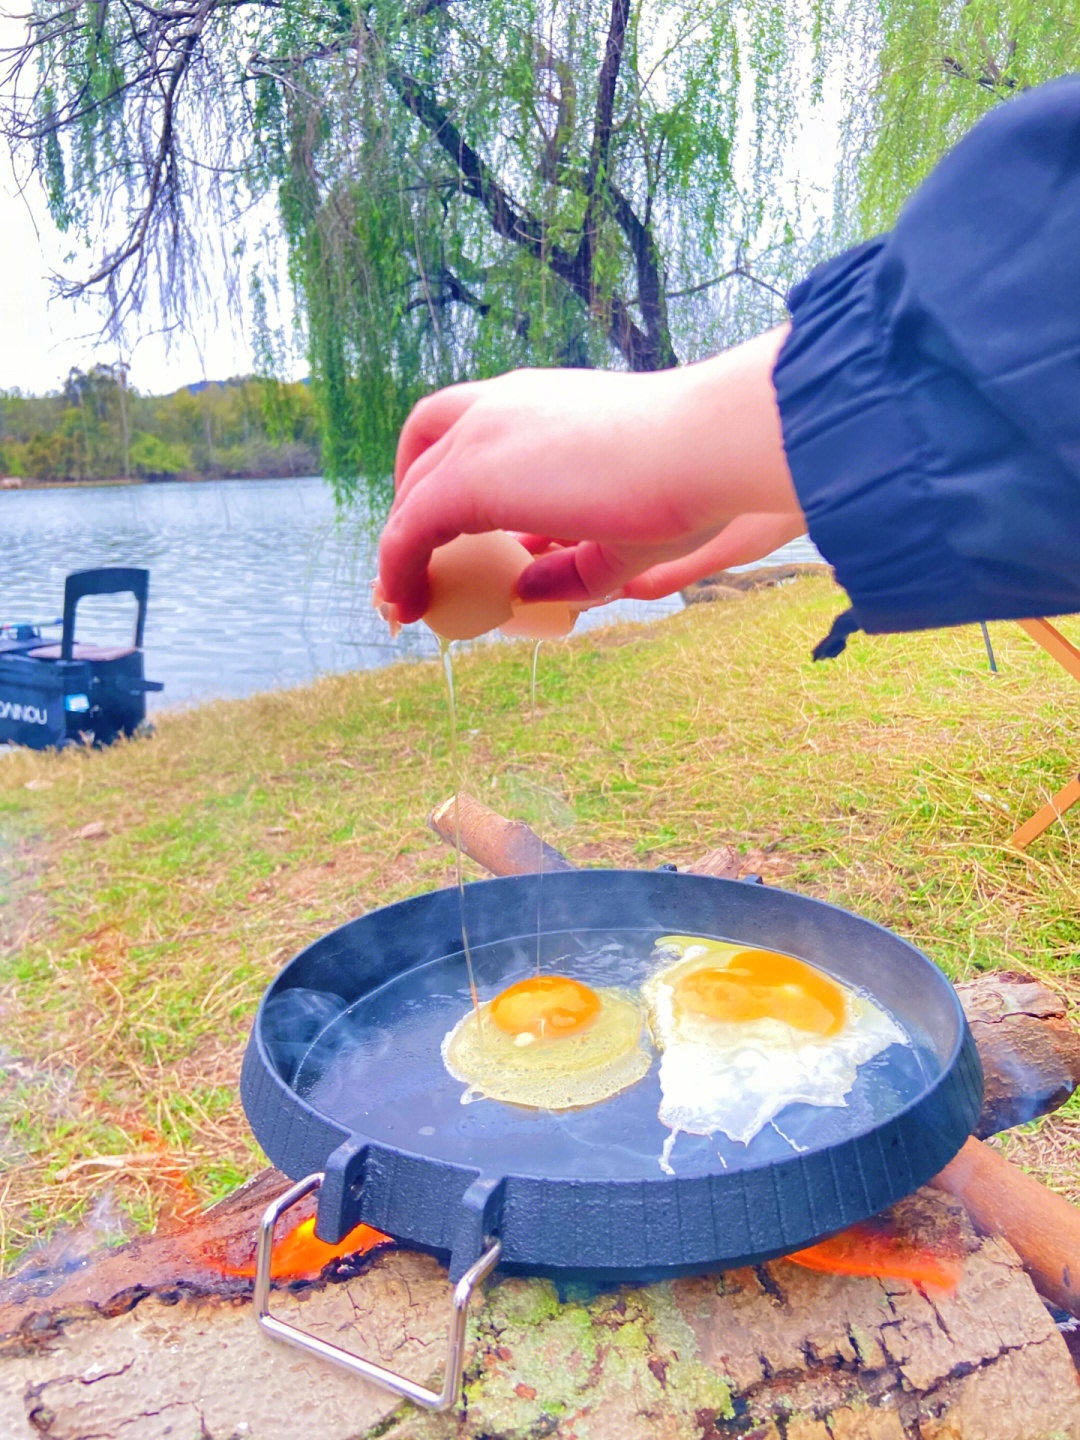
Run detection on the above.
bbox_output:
[442,972,652,1110]
[642,935,909,1155]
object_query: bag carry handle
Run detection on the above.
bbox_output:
[61,568,150,660]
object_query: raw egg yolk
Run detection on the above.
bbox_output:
[673,950,845,1037]
[489,975,602,1040]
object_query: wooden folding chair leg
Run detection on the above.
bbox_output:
[1016,618,1080,683]
[1008,619,1080,848]
[1011,773,1080,850]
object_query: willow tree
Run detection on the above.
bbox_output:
[840,0,1080,234]
[2,1,833,504]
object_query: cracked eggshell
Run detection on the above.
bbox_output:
[499,600,577,641]
[423,531,532,641]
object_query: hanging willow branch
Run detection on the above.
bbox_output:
[0,1,854,492]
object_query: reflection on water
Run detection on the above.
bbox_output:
[0,477,818,708]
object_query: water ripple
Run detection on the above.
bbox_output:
[0,478,818,708]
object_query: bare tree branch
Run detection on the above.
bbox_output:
[659,263,788,306]
[74,10,206,287]
[575,0,630,294]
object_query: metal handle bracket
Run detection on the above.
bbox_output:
[253,1173,501,1412]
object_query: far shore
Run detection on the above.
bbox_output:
[1,471,323,492]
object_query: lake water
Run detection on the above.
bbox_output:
[0,477,819,708]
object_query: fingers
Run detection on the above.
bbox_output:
[377,493,474,625]
[620,514,807,600]
[380,342,807,626]
[515,539,687,605]
[391,429,456,515]
[392,381,483,498]
[380,444,534,619]
[382,391,494,621]
[515,544,617,604]
[381,464,616,615]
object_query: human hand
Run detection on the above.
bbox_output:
[618,512,809,600]
[377,326,803,627]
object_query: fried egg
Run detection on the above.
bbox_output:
[442,973,651,1110]
[643,936,908,1150]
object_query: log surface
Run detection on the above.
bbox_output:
[2,1190,1077,1440]
[957,970,1080,1137]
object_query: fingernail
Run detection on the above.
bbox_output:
[371,581,403,637]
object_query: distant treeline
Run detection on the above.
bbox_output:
[0,365,321,483]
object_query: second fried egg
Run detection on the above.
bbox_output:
[643,937,908,1148]
[442,973,651,1110]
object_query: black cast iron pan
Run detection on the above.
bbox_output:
[241,869,982,1284]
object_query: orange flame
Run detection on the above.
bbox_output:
[221,1215,391,1281]
[786,1222,961,1291]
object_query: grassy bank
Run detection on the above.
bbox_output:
[1,575,1078,1268]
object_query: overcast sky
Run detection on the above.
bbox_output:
[0,148,266,397]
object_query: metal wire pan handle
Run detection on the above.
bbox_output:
[252,1172,502,1412]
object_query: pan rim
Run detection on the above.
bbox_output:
[241,870,983,1278]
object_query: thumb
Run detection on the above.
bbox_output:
[516,540,671,605]
[518,541,705,607]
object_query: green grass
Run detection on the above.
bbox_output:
[1,574,1078,1268]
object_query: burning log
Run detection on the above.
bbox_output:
[2,1187,1078,1438]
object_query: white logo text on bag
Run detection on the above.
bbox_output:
[0,698,49,725]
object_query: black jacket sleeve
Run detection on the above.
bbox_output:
[772,75,1080,659]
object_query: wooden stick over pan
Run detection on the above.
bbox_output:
[931,1138,1080,1316]
[429,792,1080,1319]
[429,793,576,877]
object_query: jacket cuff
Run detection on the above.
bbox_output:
[773,239,1080,649]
